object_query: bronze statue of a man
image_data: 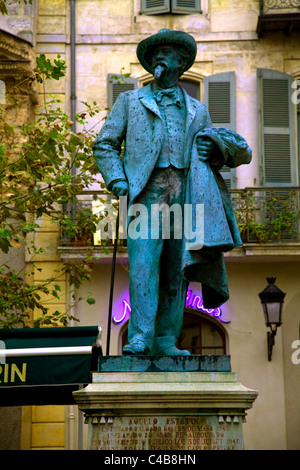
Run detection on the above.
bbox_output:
[93,29,251,356]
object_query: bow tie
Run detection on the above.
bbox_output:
[153,88,183,108]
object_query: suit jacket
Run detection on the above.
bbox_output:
[93,83,213,202]
[93,83,252,308]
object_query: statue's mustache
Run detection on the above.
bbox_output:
[154,64,165,79]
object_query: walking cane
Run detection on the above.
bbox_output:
[106,206,119,356]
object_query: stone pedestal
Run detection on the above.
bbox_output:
[73,356,258,451]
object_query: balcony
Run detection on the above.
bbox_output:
[230,187,300,243]
[58,187,300,262]
[257,0,300,36]
[59,191,128,262]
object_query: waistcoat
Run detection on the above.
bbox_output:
[155,88,187,169]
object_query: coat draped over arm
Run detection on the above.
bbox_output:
[182,127,252,308]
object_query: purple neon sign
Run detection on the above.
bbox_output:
[112,289,230,324]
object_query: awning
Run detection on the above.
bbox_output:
[0,326,102,406]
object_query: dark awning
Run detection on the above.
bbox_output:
[0,326,102,406]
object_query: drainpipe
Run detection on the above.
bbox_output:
[70,0,76,141]
[68,0,82,452]
[69,0,77,336]
[69,0,77,330]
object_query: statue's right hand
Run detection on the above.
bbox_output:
[111,180,129,197]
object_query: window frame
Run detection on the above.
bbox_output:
[107,73,139,108]
[177,310,228,355]
[140,0,201,15]
[257,68,297,187]
[203,71,237,189]
[120,309,228,355]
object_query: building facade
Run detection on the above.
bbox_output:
[0,0,300,450]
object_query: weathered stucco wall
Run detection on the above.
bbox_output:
[8,0,299,450]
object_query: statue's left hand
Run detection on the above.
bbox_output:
[197,137,215,159]
[197,137,222,166]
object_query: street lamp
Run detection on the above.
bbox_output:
[258,277,286,361]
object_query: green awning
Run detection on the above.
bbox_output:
[0,326,102,406]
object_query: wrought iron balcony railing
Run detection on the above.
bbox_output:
[60,190,122,248]
[257,0,300,35]
[60,187,300,249]
[230,187,300,243]
[260,0,300,14]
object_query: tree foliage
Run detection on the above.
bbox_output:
[0,53,105,328]
[0,0,32,16]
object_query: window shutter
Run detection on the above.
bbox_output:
[297,83,300,186]
[172,0,201,14]
[140,0,170,14]
[107,74,139,108]
[257,69,296,187]
[203,72,236,189]
[0,80,5,104]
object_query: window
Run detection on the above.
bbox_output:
[143,76,200,98]
[177,312,226,355]
[121,312,227,355]
[141,0,201,15]
[107,74,200,109]
[107,74,139,108]
[108,72,237,189]
[203,72,236,189]
[293,78,300,185]
[257,69,296,187]
[179,77,200,100]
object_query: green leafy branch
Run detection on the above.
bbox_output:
[0,53,107,328]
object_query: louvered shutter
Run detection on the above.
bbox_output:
[203,72,236,189]
[297,83,300,186]
[257,69,296,187]
[140,0,170,14]
[107,74,139,108]
[172,0,201,14]
[0,80,5,104]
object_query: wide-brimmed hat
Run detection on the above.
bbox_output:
[137,29,197,75]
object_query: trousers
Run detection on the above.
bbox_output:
[125,166,189,355]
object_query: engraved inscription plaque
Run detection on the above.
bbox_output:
[89,415,244,451]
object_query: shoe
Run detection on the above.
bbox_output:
[151,338,191,356]
[152,346,191,356]
[122,342,149,355]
